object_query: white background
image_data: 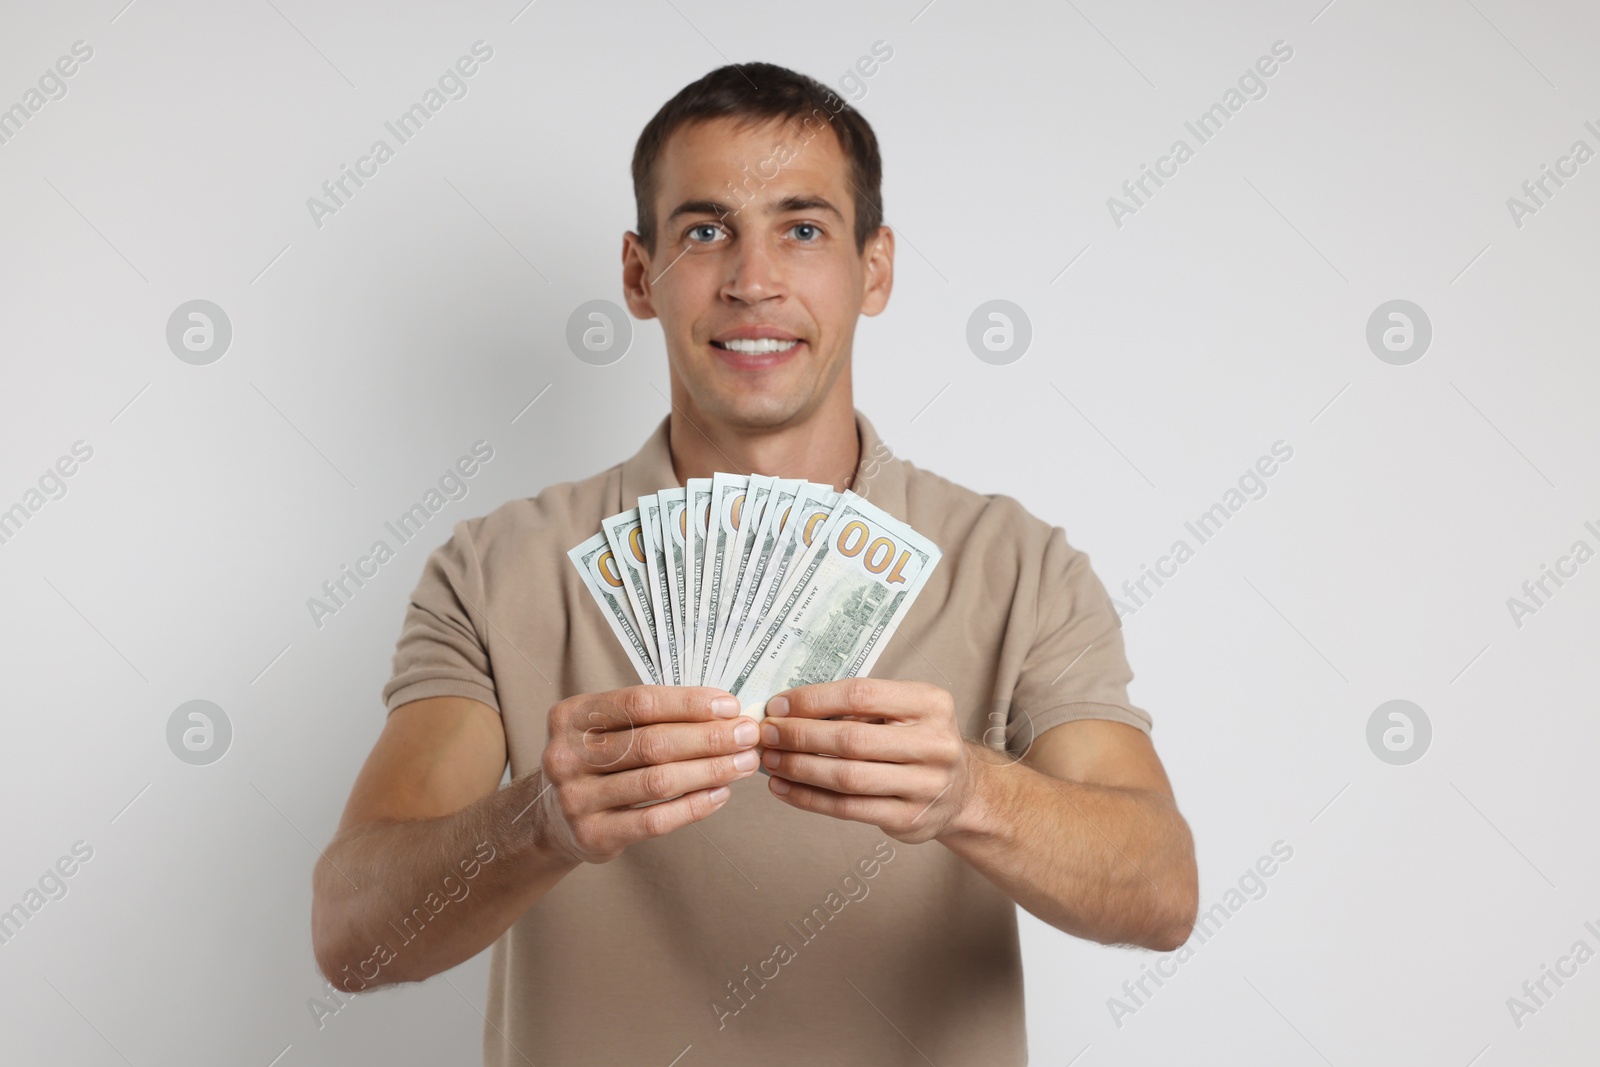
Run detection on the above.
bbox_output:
[1,1,1596,1064]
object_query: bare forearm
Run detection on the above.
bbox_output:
[311,769,577,991]
[939,743,1197,950]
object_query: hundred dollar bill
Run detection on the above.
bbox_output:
[684,478,713,685]
[718,482,839,674]
[567,531,659,685]
[661,487,692,686]
[694,473,747,686]
[725,491,941,720]
[706,474,776,682]
[707,477,801,685]
[637,493,680,684]
[602,507,661,681]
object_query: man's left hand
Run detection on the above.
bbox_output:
[759,678,985,844]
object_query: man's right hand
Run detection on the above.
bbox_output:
[537,686,761,865]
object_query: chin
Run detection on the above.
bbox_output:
[706,390,808,430]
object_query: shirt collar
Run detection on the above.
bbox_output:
[616,408,907,519]
[617,414,677,511]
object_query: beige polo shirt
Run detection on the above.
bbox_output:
[381,408,1151,1066]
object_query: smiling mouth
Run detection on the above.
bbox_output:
[710,338,803,355]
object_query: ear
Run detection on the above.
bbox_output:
[621,231,660,321]
[859,225,894,317]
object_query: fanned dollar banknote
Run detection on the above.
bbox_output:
[568,474,941,722]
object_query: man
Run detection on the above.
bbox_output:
[312,61,1197,1065]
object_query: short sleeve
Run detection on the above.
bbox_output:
[381,518,501,715]
[1005,526,1151,757]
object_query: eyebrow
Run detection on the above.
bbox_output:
[664,194,846,227]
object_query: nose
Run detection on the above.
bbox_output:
[720,234,785,306]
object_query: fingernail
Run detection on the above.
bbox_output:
[761,723,779,746]
[734,749,759,771]
[770,777,791,795]
[733,720,759,746]
[762,747,781,769]
[711,696,740,718]
[767,696,789,717]
[709,785,731,802]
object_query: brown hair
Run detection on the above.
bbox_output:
[630,62,884,257]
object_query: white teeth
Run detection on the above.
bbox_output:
[718,337,799,355]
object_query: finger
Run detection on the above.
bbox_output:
[611,783,736,841]
[760,749,926,797]
[578,716,760,773]
[592,748,762,810]
[767,775,903,826]
[769,678,947,723]
[572,686,741,734]
[759,716,924,763]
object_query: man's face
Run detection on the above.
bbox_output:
[623,115,893,431]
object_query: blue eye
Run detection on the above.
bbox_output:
[687,224,725,243]
[791,223,821,241]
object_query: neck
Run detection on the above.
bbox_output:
[666,389,860,492]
